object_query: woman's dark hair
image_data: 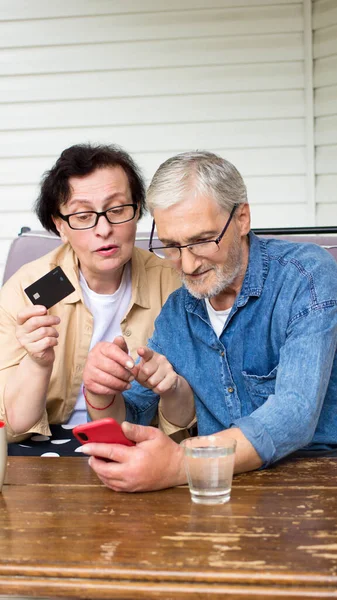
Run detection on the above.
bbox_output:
[35,143,146,236]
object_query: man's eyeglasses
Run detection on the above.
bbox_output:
[57,203,138,230]
[149,205,237,260]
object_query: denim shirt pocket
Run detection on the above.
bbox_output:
[242,365,278,410]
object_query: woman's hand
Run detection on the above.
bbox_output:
[16,305,60,368]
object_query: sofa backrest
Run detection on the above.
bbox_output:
[2,227,337,285]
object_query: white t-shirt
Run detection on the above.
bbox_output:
[66,263,132,425]
[205,298,231,338]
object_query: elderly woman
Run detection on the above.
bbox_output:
[0,143,180,455]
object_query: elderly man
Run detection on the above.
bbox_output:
[82,151,337,491]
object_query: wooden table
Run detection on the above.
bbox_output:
[1,456,337,599]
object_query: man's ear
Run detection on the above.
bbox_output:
[236,203,251,236]
[52,216,69,244]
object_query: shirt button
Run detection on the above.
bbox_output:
[125,330,132,337]
[228,387,234,393]
[220,351,224,357]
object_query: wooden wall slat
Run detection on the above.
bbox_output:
[0,119,305,157]
[0,91,305,131]
[313,24,337,58]
[0,148,306,187]
[0,0,301,21]
[313,0,337,214]
[0,34,304,76]
[313,0,337,30]
[0,6,303,49]
[0,62,304,103]
[314,55,337,87]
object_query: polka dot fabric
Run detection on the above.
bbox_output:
[8,424,83,456]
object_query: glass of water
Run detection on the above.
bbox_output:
[181,435,236,505]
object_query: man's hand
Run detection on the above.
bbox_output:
[134,347,178,395]
[83,336,136,395]
[16,305,60,368]
[80,423,187,492]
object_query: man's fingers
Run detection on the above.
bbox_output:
[87,458,134,492]
[152,373,178,395]
[137,346,154,363]
[121,422,159,444]
[80,441,134,464]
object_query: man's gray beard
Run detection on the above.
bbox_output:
[180,238,243,300]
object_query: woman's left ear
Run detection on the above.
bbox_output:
[52,216,68,244]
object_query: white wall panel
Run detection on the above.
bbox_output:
[312,0,337,29]
[245,176,307,205]
[316,145,337,173]
[0,213,41,239]
[0,185,40,211]
[0,91,305,130]
[0,147,306,186]
[316,175,337,202]
[251,203,313,228]
[0,119,305,157]
[317,203,337,223]
[0,62,303,103]
[0,0,301,21]
[315,85,337,117]
[313,23,337,58]
[315,115,337,144]
[136,147,306,179]
[0,34,303,76]
[314,56,337,87]
[0,6,303,48]
[0,1,311,280]
[313,0,337,223]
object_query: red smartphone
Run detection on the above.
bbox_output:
[73,418,135,447]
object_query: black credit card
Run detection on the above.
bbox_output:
[24,267,75,309]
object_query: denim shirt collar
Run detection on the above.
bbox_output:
[185,231,270,318]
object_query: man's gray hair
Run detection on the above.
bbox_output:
[146,151,247,214]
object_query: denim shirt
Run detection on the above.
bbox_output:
[124,232,337,466]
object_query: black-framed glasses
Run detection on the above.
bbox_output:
[149,205,237,260]
[57,203,138,230]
